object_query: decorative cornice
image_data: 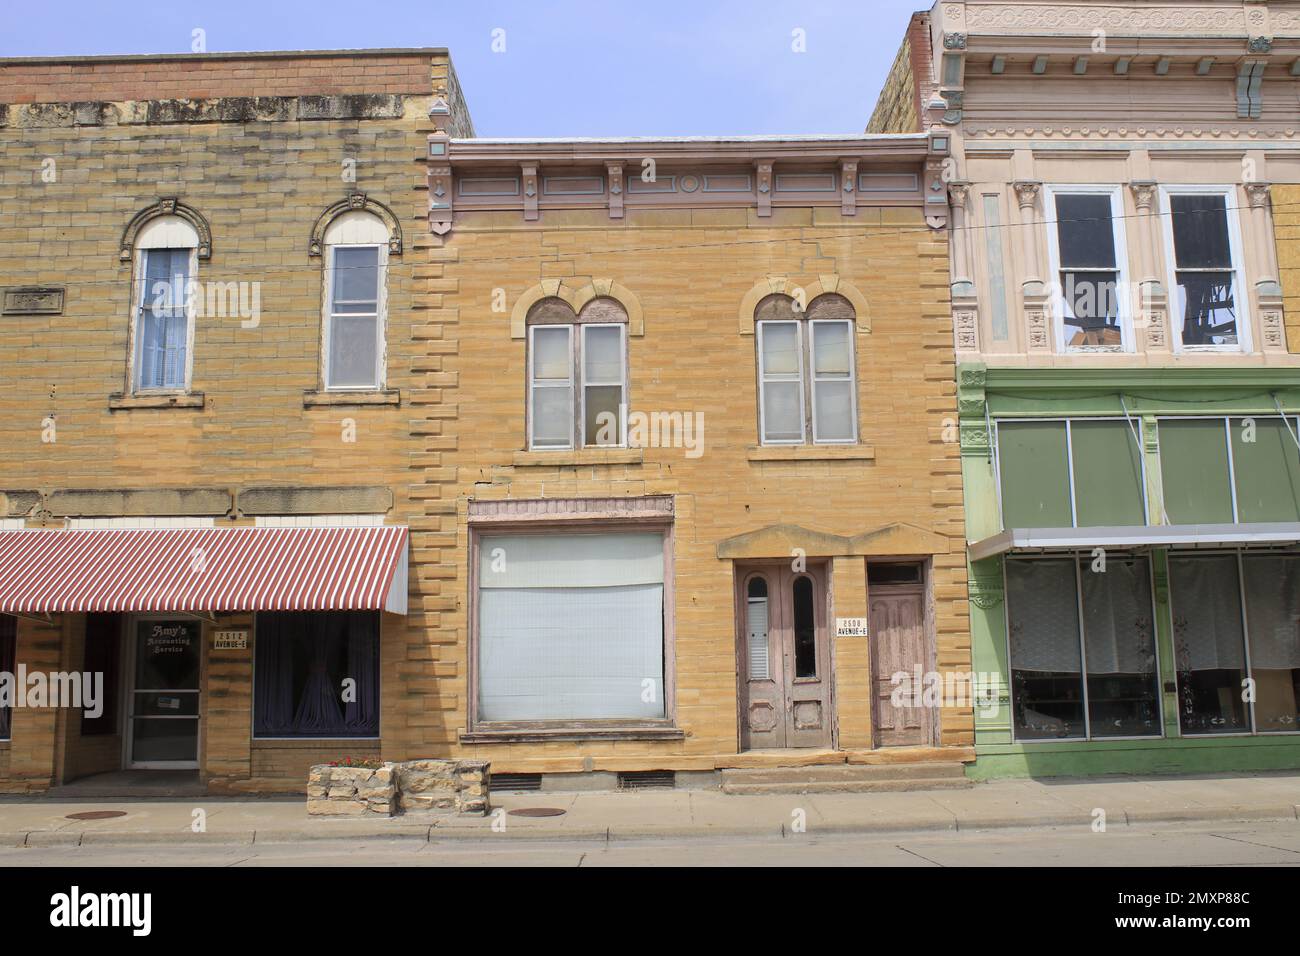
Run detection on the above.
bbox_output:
[962,4,1249,37]
[119,197,211,261]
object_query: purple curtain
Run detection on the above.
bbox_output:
[253,612,296,736]
[254,611,378,738]
[291,615,344,733]
[0,615,14,740]
[344,612,379,732]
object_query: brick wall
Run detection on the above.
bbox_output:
[865,13,929,134]
[0,51,440,104]
[416,203,972,773]
[0,50,465,790]
[1278,184,1300,353]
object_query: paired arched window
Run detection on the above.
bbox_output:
[131,215,200,392]
[526,296,629,449]
[321,211,389,390]
[755,293,858,445]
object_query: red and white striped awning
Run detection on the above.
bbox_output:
[0,525,408,615]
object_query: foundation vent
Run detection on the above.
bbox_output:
[617,770,675,790]
[493,773,543,792]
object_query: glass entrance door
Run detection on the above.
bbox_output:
[128,618,201,768]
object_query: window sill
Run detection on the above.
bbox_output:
[512,448,644,467]
[252,737,381,748]
[461,725,683,744]
[303,389,401,408]
[108,392,205,411]
[747,444,875,462]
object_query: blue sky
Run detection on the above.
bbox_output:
[0,0,925,136]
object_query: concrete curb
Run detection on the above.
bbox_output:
[4,804,1297,847]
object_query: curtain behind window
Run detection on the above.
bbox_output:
[0,615,14,740]
[254,611,379,738]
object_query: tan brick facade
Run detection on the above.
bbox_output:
[0,49,973,793]
[0,49,468,791]
[1278,184,1300,354]
[424,156,973,772]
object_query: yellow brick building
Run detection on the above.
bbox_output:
[0,49,973,794]
[426,135,975,783]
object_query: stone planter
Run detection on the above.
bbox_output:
[395,759,491,815]
[307,759,490,818]
[307,764,396,816]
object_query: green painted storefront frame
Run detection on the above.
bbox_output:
[958,363,1300,780]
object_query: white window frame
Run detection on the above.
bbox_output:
[1043,184,1133,354]
[1158,184,1252,354]
[757,319,807,445]
[131,225,198,395]
[808,317,858,444]
[579,322,628,448]
[527,323,576,450]
[322,241,387,391]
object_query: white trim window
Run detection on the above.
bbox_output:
[756,294,858,445]
[528,324,576,449]
[132,216,198,393]
[1044,185,1131,352]
[1160,185,1250,351]
[526,303,628,450]
[323,211,388,390]
[581,324,627,447]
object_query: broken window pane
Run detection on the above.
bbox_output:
[1054,193,1122,349]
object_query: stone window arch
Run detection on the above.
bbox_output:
[309,193,402,257]
[119,197,212,262]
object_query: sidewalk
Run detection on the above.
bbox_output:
[1,772,1297,847]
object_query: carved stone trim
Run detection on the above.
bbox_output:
[1012,181,1041,210]
[968,572,1004,610]
[839,159,857,216]
[754,160,773,217]
[119,197,212,262]
[521,163,540,221]
[1244,182,1272,210]
[1128,180,1157,210]
[428,162,452,237]
[954,307,979,353]
[308,192,403,256]
[606,161,625,220]
[1261,308,1286,352]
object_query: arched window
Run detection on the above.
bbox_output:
[131,215,200,392]
[321,211,389,390]
[527,296,628,450]
[755,293,858,445]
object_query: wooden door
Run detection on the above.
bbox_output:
[737,563,832,750]
[869,585,929,747]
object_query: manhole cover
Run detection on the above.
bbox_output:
[65,811,128,821]
[507,807,566,818]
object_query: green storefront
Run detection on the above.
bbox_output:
[958,365,1300,779]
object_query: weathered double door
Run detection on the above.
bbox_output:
[737,563,832,749]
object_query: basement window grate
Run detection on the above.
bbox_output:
[617,770,675,790]
[492,773,543,792]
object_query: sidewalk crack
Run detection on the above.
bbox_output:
[896,843,944,867]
